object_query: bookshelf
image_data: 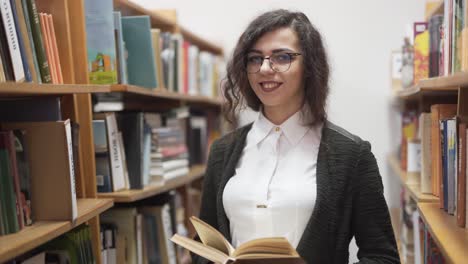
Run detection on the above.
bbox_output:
[0,198,113,263]
[0,0,224,262]
[392,71,468,263]
[0,83,111,96]
[418,203,468,264]
[388,154,439,203]
[98,165,206,203]
[113,0,224,55]
[395,73,468,99]
[110,84,223,108]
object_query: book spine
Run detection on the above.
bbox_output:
[457,123,466,227]
[0,0,25,81]
[64,120,77,221]
[6,131,25,229]
[9,0,30,82]
[20,0,40,83]
[25,0,51,83]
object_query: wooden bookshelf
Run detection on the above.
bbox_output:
[0,198,113,263]
[180,27,224,55]
[98,165,206,203]
[418,203,468,264]
[113,0,175,31]
[396,73,468,99]
[114,0,223,55]
[388,154,439,203]
[0,83,111,97]
[110,84,223,107]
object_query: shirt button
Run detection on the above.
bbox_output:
[275,127,280,132]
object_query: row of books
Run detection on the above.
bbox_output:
[0,0,224,98]
[399,1,468,89]
[399,189,446,264]
[5,224,95,263]
[0,0,64,84]
[92,107,212,193]
[99,190,194,264]
[401,104,467,229]
[85,0,223,97]
[0,96,83,236]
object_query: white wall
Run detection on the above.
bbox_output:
[133,0,426,261]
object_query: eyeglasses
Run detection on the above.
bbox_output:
[245,52,302,73]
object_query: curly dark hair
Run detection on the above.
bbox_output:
[223,9,330,126]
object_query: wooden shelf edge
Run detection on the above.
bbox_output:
[418,203,468,264]
[110,84,223,106]
[395,73,468,99]
[387,154,439,203]
[0,198,113,263]
[116,0,174,27]
[180,27,223,55]
[0,83,111,96]
[98,165,205,203]
[116,0,222,56]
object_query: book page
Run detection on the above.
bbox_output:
[170,234,229,263]
[233,237,297,258]
[190,216,235,255]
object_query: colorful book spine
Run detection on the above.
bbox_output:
[413,22,429,84]
[0,0,25,81]
[24,0,51,83]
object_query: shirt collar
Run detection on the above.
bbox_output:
[249,106,312,147]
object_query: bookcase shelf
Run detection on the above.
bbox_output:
[114,0,223,55]
[0,198,113,263]
[0,82,111,97]
[110,84,223,107]
[418,203,468,264]
[97,165,206,203]
[388,154,439,203]
[396,73,468,99]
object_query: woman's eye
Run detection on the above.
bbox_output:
[273,54,290,64]
[247,56,263,64]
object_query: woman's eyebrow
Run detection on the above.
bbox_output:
[247,48,294,54]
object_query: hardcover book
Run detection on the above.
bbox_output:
[171,216,305,264]
[84,0,117,84]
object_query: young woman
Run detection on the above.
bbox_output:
[193,9,399,264]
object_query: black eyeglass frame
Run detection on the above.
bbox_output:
[245,52,302,73]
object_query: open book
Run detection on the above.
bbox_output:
[170,216,305,264]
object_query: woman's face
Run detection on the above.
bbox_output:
[247,27,305,115]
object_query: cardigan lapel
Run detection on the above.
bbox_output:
[296,121,337,263]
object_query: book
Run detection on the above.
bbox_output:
[430,104,457,199]
[413,22,429,84]
[419,113,432,194]
[0,0,25,81]
[113,11,127,84]
[9,0,31,82]
[12,0,39,83]
[93,113,126,192]
[121,15,158,89]
[24,0,51,83]
[457,123,466,227]
[84,0,117,84]
[171,216,305,264]
[1,119,77,221]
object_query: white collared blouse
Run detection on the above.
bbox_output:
[222,109,322,248]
